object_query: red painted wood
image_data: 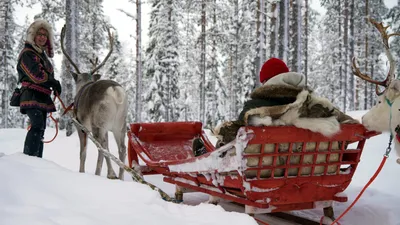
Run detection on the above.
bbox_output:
[127,122,379,213]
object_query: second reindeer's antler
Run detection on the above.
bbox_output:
[352,18,400,95]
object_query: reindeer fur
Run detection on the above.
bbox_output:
[73,72,128,180]
[362,80,400,160]
[60,24,128,178]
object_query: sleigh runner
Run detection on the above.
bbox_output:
[127,122,378,219]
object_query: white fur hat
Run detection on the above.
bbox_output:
[264,72,306,88]
[25,19,54,58]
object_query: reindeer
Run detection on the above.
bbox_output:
[60,25,128,179]
[352,18,400,163]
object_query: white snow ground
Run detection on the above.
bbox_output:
[1,110,399,225]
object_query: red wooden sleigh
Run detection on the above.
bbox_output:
[127,122,377,218]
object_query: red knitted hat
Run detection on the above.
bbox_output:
[259,58,289,83]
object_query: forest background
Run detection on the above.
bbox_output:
[1,0,399,136]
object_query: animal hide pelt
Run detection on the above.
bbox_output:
[214,84,358,145]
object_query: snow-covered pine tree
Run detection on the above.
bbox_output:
[0,0,19,128]
[318,0,342,108]
[237,0,257,109]
[303,2,319,88]
[79,0,107,73]
[135,0,143,123]
[205,0,232,127]
[199,0,207,125]
[269,1,278,58]
[117,0,144,122]
[288,0,300,72]
[278,0,289,62]
[176,0,199,122]
[256,0,267,83]
[226,0,240,119]
[144,0,181,122]
[350,0,388,110]
[364,1,388,109]
[385,1,400,81]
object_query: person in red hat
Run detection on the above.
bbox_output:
[259,57,290,84]
[211,58,358,148]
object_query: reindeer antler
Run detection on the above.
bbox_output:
[90,27,114,75]
[60,24,81,74]
[352,18,400,95]
[89,57,99,71]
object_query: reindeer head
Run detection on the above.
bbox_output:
[353,18,400,133]
[60,24,114,92]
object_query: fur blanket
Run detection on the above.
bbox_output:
[214,84,358,145]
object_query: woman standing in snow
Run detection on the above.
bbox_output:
[17,19,62,158]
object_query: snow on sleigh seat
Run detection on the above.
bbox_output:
[127,122,378,215]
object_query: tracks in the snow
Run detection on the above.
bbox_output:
[221,201,323,225]
[258,212,322,225]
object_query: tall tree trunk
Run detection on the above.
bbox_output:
[304,0,309,85]
[278,0,285,59]
[136,0,142,122]
[290,0,298,71]
[369,45,374,108]
[343,0,349,112]
[210,0,217,127]
[166,0,172,121]
[62,0,79,136]
[230,0,239,118]
[263,0,268,67]
[199,0,206,124]
[296,0,302,72]
[349,0,355,110]
[269,2,277,57]
[338,0,343,110]
[91,0,100,62]
[256,0,265,86]
[1,1,10,128]
[364,0,369,110]
[283,0,289,62]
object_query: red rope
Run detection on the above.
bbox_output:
[42,112,58,143]
[320,156,388,225]
[27,93,71,144]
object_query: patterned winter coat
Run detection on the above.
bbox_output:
[17,19,56,114]
[214,74,358,145]
[17,43,56,114]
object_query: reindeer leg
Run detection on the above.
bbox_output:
[77,129,87,173]
[93,127,105,176]
[113,128,127,180]
[101,131,117,179]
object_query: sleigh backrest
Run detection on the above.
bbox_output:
[241,124,374,180]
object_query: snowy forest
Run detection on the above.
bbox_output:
[1,0,400,135]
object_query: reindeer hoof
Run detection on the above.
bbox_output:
[107,175,118,179]
[396,158,400,164]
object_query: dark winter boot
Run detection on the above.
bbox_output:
[23,109,46,158]
[192,138,207,157]
[23,128,44,157]
[38,130,45,158]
